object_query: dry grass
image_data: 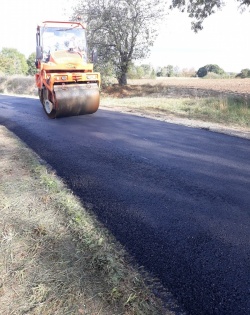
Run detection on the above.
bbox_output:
[0,126,177,315]
[0,75,37,95]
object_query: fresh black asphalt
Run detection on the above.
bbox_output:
[0,95,250,314]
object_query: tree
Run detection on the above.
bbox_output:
[0,48,28,75]
[180,67,196,77]
[156,65,175,77]
[236,68,250,78]
[72,0,166,85]
[197,64,225,77]
[0,55,13,75]
[166,65,174,77]
[94,61,116,86]
[27,52,37,76]
[170,0,250,32]
[127,63,155,79]
[156,67,163,77]
[140,64,154,78]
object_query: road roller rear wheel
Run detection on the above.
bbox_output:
[41,87,57,119]
[44,99,57,119]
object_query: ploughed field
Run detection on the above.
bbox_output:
[102,78,250,98]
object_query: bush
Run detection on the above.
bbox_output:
[197,64,225,78]
[203,72,221,79]
[0,75,7,93]
[236,69,250,78]
[94,62,116,87]
[1,75,37,95]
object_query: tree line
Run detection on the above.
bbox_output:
[128,63,250,79]
[0,46,249,80]
[0,48,36,76]
[127,64,204,79]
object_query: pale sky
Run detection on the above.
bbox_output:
[0,0,249,73]
[0,0,72,56]
[147,0,250,73]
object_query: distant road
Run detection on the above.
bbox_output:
[1,94,250,315]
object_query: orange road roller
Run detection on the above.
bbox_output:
[35,21,101,118]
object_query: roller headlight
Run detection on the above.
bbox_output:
[86,74,98,80]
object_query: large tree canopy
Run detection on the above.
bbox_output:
[170,0,250,32]
[72,0,166,85]
[197,64,225,77]
[0,48,28,75]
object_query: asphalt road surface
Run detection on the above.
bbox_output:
[1,95,250,315]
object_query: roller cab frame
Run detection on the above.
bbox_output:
[35,21,100,118]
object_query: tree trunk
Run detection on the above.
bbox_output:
[118,72,127,85]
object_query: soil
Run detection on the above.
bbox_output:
[128,78,250,96]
